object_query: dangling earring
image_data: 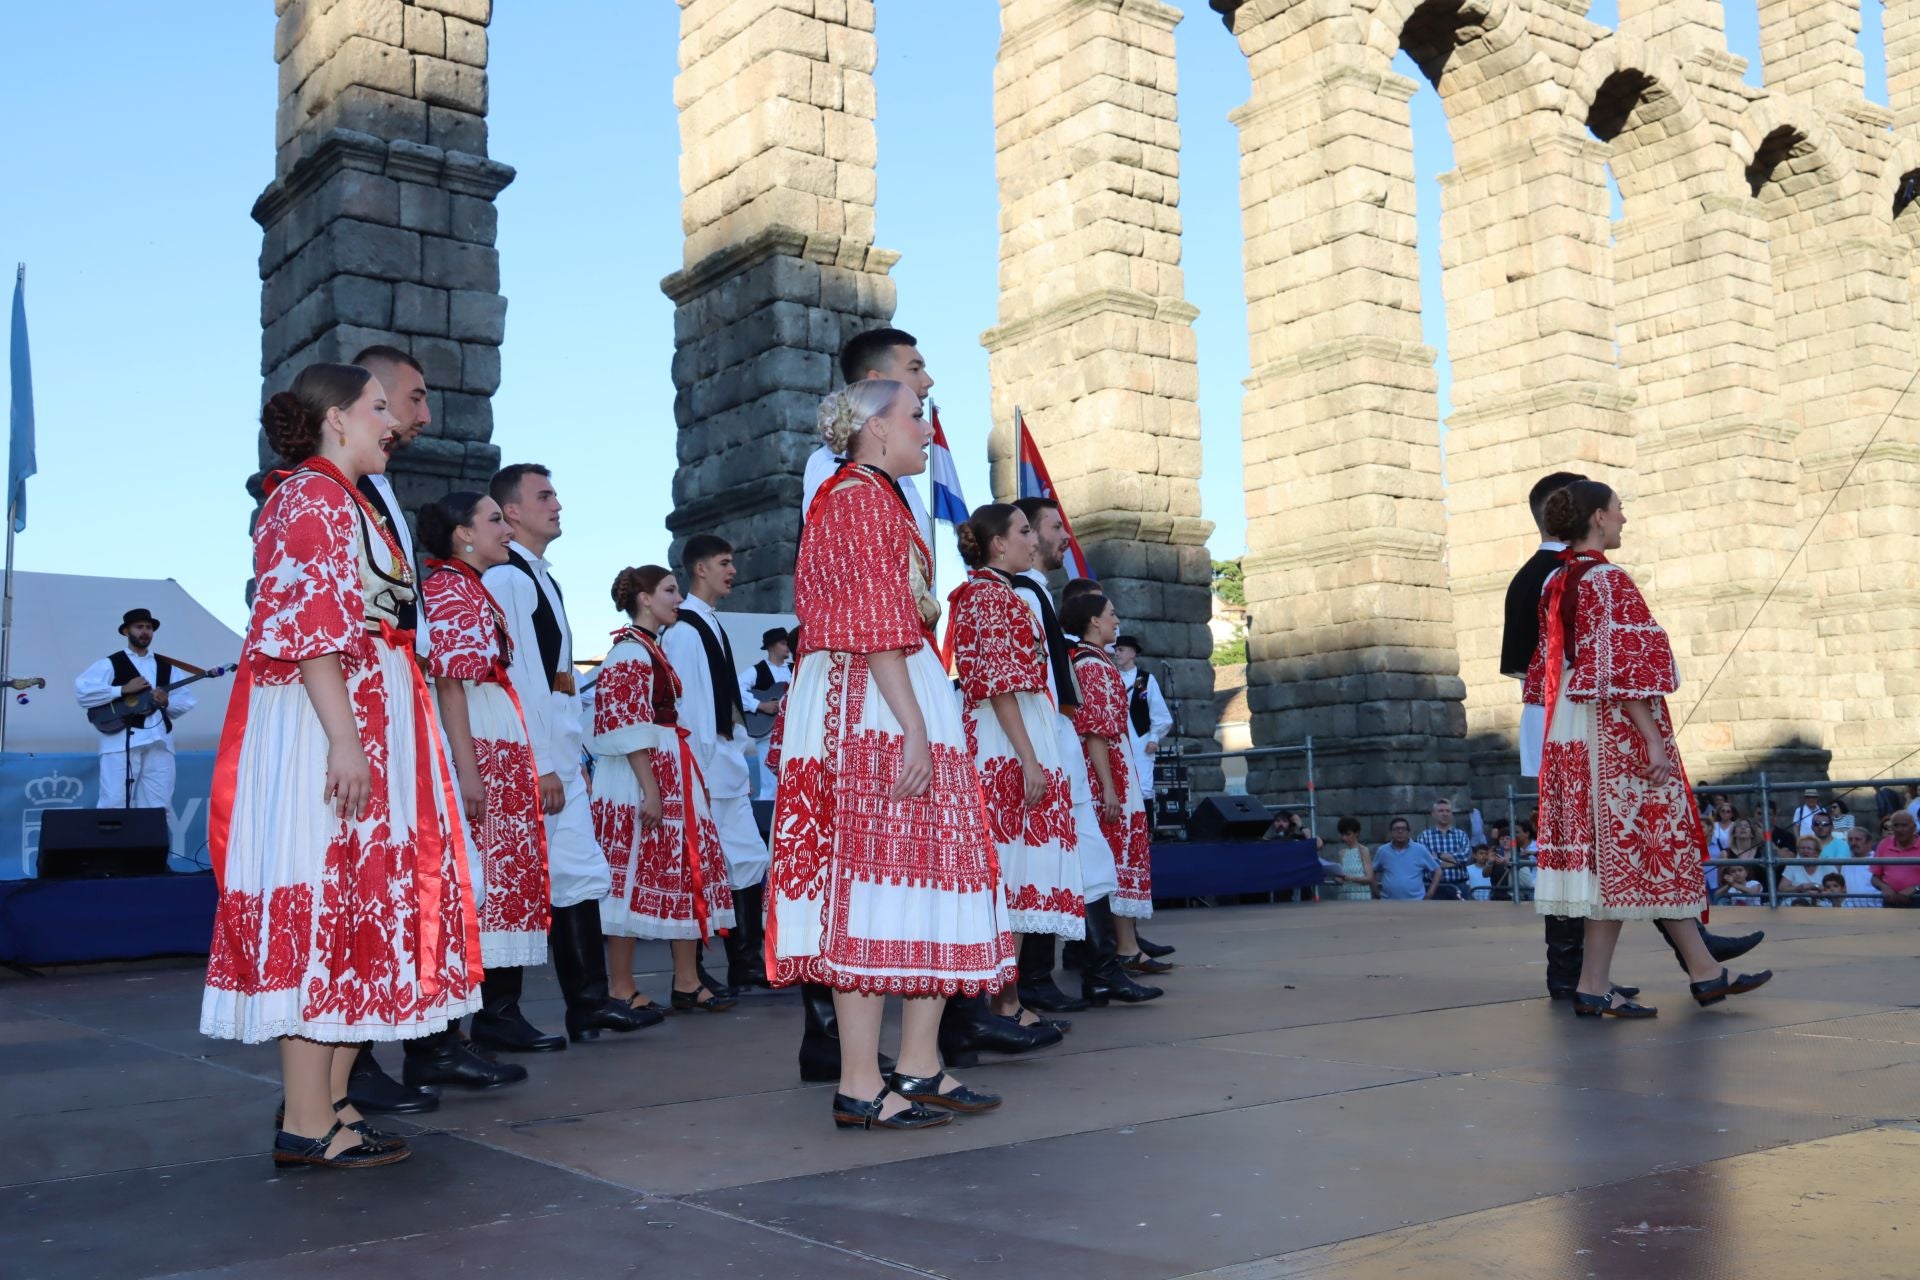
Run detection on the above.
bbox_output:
[463,543,474,554]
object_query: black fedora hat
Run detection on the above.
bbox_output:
[119,608,161,635]
[1114,633,1144,654]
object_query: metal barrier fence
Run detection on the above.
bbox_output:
[1504,773,1920,909]
[1173,738,1316,839]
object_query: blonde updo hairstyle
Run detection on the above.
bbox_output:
[817,379,907,457]
[955,503,1021,569]
[611,565,673,620]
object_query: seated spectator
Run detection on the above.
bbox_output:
[1714,817,1766,902]
[1815,872,1849,907]
[1465,845,1494,899]
[1417,799,1471,891]
[1372,819,1440,901]
[1838,826,1882,908]
[1827,799,1854,834]
[1706,800,1738,858]
[1779,834,1825,905]
[1791,789,1826,837]
[1871,809,1920,907]
[1810,812,1848,860]
[1329,816,1373,901]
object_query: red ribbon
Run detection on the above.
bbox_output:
[1537,549,1608,744]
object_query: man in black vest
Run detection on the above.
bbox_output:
[486,463,657,1044]
[73,608,196,813]
[1502,471,1762,1000]
[661,534,770,993]
[340,346,527,1111]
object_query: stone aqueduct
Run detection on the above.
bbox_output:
[254,0,1920,821]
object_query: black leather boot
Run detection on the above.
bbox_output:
[550,901,659,1042]
[470,965,566,1053]
[1544,915,1585,1000]
[936,993,1062,1068]
[346,1045,440,1115]
[724,883,770,990]
[1017,931,1090,1012]
[1080,896,1162,1006]
[402,1023,528,1091]
[1656,919,1763,973]
[797,982,897,1083]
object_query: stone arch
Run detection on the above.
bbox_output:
[1733,101,1863,245]
[1361,0,1564,147]
[1882,135,1920,239]
[1568,34,1732,208]
[1221,0,1371,77]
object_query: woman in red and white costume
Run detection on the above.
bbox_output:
[946,502,1083,1027]
[1062,591,1161,971]
[769,379,1015,1130]
[591,566,736,1014]
[1525,479,1772,1018]
[418,491,560,1052]
[201,363,481,1170]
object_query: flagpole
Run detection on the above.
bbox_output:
[0,263,18,753]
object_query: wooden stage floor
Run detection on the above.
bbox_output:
[3,901,1916,1278]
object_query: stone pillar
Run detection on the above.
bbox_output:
[253,0,512,522]
[1889,0,1920,129]
[981,0,1216,750]
[662,0,899,609]
[1438,122,1635,786]
[1756,0,1867,106]
[1616,0,1726,56]
[1226,8,1470,826]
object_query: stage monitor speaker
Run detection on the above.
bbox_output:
[1185,794,1271,843]
[37,808,171,879]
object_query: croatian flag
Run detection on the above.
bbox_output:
[927,401,969,527]
[1014,408,1094,581]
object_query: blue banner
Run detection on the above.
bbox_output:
[0,751,215,879]
[8,265,34,532]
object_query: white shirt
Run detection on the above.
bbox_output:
[74,647,196,754]
[1016,568,1064,708]
[660,593,752,798]
[1114,661,1173,746]
[802,445,933,546]
[1792,804,1825,837]
[483,540,576,775]
[740,656,792,710]
[364,473,429,658]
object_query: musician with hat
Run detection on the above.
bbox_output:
[73,608,196,811]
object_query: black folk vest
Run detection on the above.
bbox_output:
[504,550,565,691]
[108,651,174,733]
[1128,669,1153,737]
[677,611,746,734]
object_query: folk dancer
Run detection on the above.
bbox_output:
[946,503,1080,1037]
[347,347,522,1108]
[1504,471,1760,1002]
[800,328,935,546]
[1012,498,1160,1009]
[741,626,791,803]
[419,492,562,1055]
[768,381,1014,1129]
[201,363,482,1170]
[74,608,194,813]
[1525,480,1773,1017]
[661,535,771,992]
[485,464,656,1042]
[1066,594,1166,976]
[594,567,737,1012]
[1111,634,1170,824]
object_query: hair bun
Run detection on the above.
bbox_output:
[261,391,320,463]
[817,390,861,456]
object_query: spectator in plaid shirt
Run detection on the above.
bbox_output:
[1418,799,1472,889]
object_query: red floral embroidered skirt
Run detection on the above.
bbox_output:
[964,688,1084,938]
[590,721,735,940]
[1534,679,1707,921]
[767,643,1016,996]
[201,642,483,1043]
[442,680,551,966]
[1086,738,1153,919]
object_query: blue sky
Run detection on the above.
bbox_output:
[0,2,1886,637]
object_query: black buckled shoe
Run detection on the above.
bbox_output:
[1121,952,1175,976]
[832,1087,952,1131]
[937,996,1063,1067]
[672,984,739,1013]
[887,1069,1002,1114]
[272,1121,410,1170]
[346,1046,440,1115]
[273,1098,405,1153]
[1690,967,1773,1007]
[402,1028,529,1091]
[565,997,658,1042]
[1135,935,1176,960]
[1572,991,1657,1018]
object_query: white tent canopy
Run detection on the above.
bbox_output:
[2,572,244,754]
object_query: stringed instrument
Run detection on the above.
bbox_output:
[89,666,232,734]
[742,680,789,740]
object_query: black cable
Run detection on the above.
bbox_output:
[1677,364,1920,736]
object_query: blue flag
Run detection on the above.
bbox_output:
[8,266,34,534]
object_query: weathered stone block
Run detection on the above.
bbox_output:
[448,193,498,244]
[447,289,508,342]
[423,236,499,290]
[411,334,464,390]
[393,282,450,335]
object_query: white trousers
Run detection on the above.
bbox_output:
[711,790,769,889]
[1059,713,1118,901]
[98,745,175,812]
[1519,702,1546,779]
[548,751,611,909]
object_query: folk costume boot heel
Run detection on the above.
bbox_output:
[550,901,656,1042]
[469,965,565,1053]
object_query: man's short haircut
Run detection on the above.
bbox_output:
[489,463,551,511]
[1013,496,1060,525]
[352,344,423,375]
[1432,798,1452,810]
[839,328,919,383]
[1528,471,1588,521]
[1337,816,1362,836]
[681,533,733,572]
[1389,817,1411,831]
[1062,576,1101,600]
